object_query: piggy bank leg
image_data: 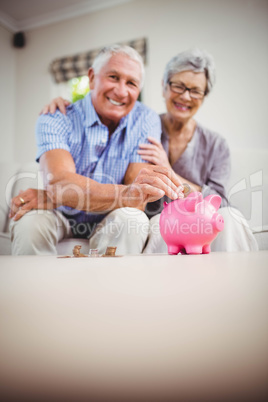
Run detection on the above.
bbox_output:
[202,244,211,254]
[185,245,203,254]
[168,245,181,255]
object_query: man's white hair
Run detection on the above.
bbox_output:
[91,44,145,89]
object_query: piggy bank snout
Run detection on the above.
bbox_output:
[213,213,224,232]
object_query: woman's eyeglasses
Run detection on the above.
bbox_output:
[168,82,205,100]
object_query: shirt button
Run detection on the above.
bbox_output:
[101,138,106,144]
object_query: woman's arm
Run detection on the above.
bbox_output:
[201,139,231,206]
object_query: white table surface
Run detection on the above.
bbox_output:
[0,251,268,401]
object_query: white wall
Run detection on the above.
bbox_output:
[2,0,268,163]
[0,24,16,162]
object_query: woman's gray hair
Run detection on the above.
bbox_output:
[163,48,216,95]
[92,44,145,89]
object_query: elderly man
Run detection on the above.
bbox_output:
[10,44,182,255]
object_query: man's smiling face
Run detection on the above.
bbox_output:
[88,53,141,132]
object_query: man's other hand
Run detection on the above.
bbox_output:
[9,189,55,221]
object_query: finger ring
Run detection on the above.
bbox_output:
[19,197,25,205]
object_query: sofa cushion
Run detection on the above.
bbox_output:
[253,231,268,251]
[0,233,12,255]
[228,149,268,233]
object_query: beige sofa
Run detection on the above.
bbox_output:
[1,149,268,255]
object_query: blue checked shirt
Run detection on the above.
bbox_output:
[36,93,161,225]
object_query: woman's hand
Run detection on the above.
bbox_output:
[138,136,171,169]
[40,97,70,115]
[9,189,55,221]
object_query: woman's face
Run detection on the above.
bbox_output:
[163,70,207,122]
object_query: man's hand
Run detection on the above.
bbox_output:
[121,165,184,209]
[138,136,171,168]
[40,97,70,115]
[9,189,55,221]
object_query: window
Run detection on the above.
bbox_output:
[49,38,147,103]
[69,76,89,103]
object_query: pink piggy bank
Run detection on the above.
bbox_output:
[159,192,224,255]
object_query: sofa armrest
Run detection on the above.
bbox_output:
[2,162,43,233]
[0,163,20,232]
[228,149,268,233]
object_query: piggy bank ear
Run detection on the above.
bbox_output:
[184,192,203,212]
[205,194,222,211]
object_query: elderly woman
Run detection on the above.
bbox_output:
[42,49,257,253]
[140,48,257,252]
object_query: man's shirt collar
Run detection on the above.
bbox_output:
[84,93,100,127]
